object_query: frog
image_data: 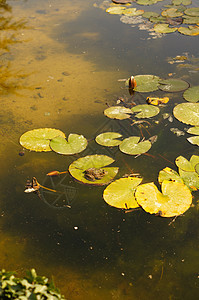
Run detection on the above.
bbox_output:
[84,168,107,181]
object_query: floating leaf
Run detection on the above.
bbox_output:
[122,8,144,16]
[131,104,160,118]
[137,0,163,5]
[183,86,199,102]
[183,15,199,24]
[150,15,167,23]
[133,75,161,92]
[179,169,199,191]
[173,103,199,125]
[187,136,199,146]
[142,11,159,18]
[172,0,192,5]
[135,180,192,217]
[95,132,122,147]
[68,155,119,185]
[50,134,87,155]
[187,126,199,135]
[161,8,183,18]
[106,6,126,14]
[104,106,132,120]
[103,177,142,209]
[19,128,65,152]
[159,79,189,92]
[153,23,177,33]
[184,7,199,17]
[178,25,199,36]
[147,96,169,105]
[175,156,195,172]
[158,167,183,184]
[119,136,152,155]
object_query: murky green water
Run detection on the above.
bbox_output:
[1,0,199,299]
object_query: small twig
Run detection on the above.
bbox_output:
[168,216,178,226]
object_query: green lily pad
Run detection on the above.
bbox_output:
[95,132,123,147]
[137,0,163,5]
[175,155,195,172]
[183,16,199,24]
[19,128,65,152]
[187,126,199,135]
[142,11,159,18]
[50,134,87,155]
[187,135,199,146]
[172,0,192,5]
[161,8,183,18]
[153,23,177,33]
[103,177,142,209]
[149,15,167,23]
[173,103,199,126]
[159,79,189,92]
[184,7,199,17]
[133,75,161,92]
[190,155,199,167]
[104,106,132,120]
[119,136,152,155]
[179,169,199,191]
[68,155,119,185]
[158,167,183,184]
[135,180,192,217]
[106,6,126,15]
[131,104,160,118]
[122,8,144,16]
[183,86,199,102]
[178,25,199,36]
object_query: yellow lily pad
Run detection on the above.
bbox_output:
[103,177,142,209]
[135,180,192,217]
[178,26,199,36]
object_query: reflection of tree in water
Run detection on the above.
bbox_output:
[0,0,30,94]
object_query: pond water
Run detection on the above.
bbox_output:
[1,0,199,299]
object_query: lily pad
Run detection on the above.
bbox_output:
[150,15,167,23]
[142,11,159,18]
[179,169,199,191]
[122,8,144,16]
[161,8,183,18]
[68,155,119,185]
[158,167,183,184]
[178,25,199,36]
[184,7,199,17]
[187,126,199,135]
[104,106,132,120]
[183,86,199,102]
[50,134,87,155]
[135,180,192,217]
[131,104,160,118]
[172,0,192,5]
[175,155,194,172]
[95,132,122,147]
[119,136,152,155]
[159,79,189,92]
[137,0,163,5]
[183,16,199,24]
[173,103,199,126]
[133,75,161,92]
[106,6,126,14]
[187,136,199,146]
[153,23,177,33]
[103,177,142,209]
[19,128,65,152]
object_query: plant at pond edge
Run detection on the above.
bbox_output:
[0,269,66,299]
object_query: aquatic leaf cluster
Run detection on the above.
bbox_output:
[21,71,199,218]
[102,0,199,37]
[0,269,65,299]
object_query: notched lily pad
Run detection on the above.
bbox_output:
[50,134,87,155]
[103,177,142,209]
[68,155,119,185]
[173,103,199,126]
[159,79,189,92]
[161,8,183,18]
[122,8,144,16]
[106,6,126,15]
[184,7,199,17]
[19,128,65,152]
[133,75,161,92]
[178,26,199,36]
[95,132,123,147]
[104,106,132,120]
[183,86,199,102]
[131,104,160,118]
[175,155,194,172]
[158,167,183,184]
[119,136,152,155]
[135,180,192,217]
[153,23,177,33]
